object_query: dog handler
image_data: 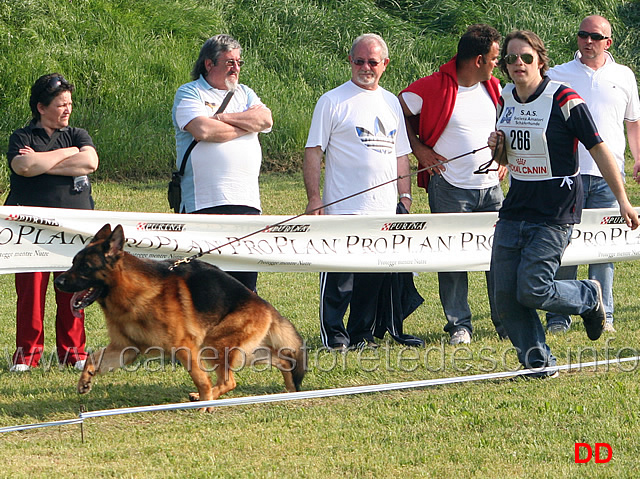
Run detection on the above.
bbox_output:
[5,73,99,372]
[488,31,638,375]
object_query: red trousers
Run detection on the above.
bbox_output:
[12,272,87,367]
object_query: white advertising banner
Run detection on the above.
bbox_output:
[1,206,639,274]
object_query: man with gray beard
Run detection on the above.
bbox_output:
[304,34,414,351]
[172,34,272,292]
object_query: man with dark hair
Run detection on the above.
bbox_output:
[399,24,507,344]
[172,34,272,292]
[5,73,99,372]
[488,29,638,375]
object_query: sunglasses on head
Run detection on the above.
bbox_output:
[577,30,609,41]
[504,53,535,65]
[46,76,67,91]
[351,59,381,67]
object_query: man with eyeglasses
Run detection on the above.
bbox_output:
[303,34,415,351]
[5,73,99,372]
[172,34,272,292]
[398,24,508,345]
[545,15,640,334]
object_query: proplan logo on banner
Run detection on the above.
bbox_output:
[600,216,627,225]
[264,224,311,233]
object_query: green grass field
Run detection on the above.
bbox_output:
[2,0,640,476]
[1,174,640,478]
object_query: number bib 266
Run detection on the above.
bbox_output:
[497,82,556,181]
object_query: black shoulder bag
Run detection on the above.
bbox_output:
[168,90,235,212]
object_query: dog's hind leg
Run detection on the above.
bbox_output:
[78,344,139,394]
[264,314,306,392]
[266,351,298,392]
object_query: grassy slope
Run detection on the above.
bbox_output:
[0,0,638,180]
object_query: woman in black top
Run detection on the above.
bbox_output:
[5,73,99,371]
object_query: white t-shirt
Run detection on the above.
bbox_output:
[402,82,500,189]
[548,51,640,178]
[306,81,412,215]
[172,77,270,213]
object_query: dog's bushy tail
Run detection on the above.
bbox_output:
[267,313,306,391]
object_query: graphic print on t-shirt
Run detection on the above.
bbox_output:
[204,101,220,116]
[355,117,397,154]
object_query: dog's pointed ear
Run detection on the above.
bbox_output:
[93,223,112,242]
[106,224,125,258]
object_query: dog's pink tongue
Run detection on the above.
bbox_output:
[70,292,85,318]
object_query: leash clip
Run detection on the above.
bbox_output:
[169,256,193,271]
[473,143,502,175]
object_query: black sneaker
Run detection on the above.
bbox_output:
[511,365,559,381]
[522,369,559,380]
[580,279,605,341]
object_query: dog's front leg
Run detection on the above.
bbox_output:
[78,344,139,394]
[174,348,216,411]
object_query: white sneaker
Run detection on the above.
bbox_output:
[603,322,616,333]
[9,364,31,372]
[74,359,87,371]
[450,329,471,345]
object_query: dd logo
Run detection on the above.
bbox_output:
[574,443,612,463]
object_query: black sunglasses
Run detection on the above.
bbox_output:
[504,53,535,65]
[351,59,381,67]
[46,76,68,91]
[577,30,609,41]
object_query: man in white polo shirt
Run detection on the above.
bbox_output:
[172,34,272,292]
[546,15,640,334]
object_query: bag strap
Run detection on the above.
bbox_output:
[44,130,62,151]
[178,140,198,176]
[177,90,235,176]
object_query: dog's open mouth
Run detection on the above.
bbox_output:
[70,287,102,318]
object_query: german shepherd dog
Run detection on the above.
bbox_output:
[54,224,305,411]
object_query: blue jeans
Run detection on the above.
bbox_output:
[428,174,506,338]
[546,175,617,329]
[490,219,601,369]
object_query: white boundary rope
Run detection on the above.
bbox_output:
[1,355,638,434]
[80,355,639,419]
[0,417,83,433]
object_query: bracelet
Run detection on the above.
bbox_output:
[399,193,413,202]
